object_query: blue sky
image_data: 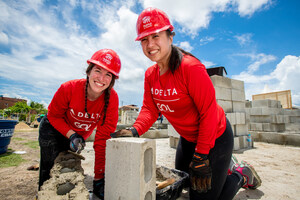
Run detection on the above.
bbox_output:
[0,0,299,108]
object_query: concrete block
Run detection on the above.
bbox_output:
[231,79,244,91]
[235,112,246,124]
[270,115,285,124]
[232,101,246,112]
[214,86,232,101]
[210,75,232,88]
[141,129,168,139]
[261,107,284,115]
[233,137,240,151]
[250,115,272,123]
[249,107,262,115]
[252,99,281,108]
[168,125,180,138]
[231,89,245,101]
[285,123,300,132]
[250,131,300,147]
[234,124,248,136]
[284,109,300,116]
[105,138,156,200]
[290,116,300,123]
[226,113,236,125]
[250,123,263,131]
[262,123,285,132]
[227,113,246,125]
[217,100,233,113]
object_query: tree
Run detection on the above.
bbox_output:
[10,102,31,114]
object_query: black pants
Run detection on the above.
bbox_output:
[175,119,243,200]
[38,116,70,190]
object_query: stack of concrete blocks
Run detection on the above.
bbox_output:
[283,109,300,133]
[246,99,286,132]
[246,99,300,146]
[105,138,156,200]
[210,75,251,150]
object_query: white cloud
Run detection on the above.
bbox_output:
[200,36,215,46]
[142,0,272,36]
[234,33,253,46]
[234,0,272,17]
[178,41,194,52]
[232,55,300,106]
[0,32,8,44]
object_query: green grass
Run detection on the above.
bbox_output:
[12,137,26,141]
[24,141,39,149]
[0,150,25,168]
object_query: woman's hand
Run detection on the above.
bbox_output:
[189,153,212,193]
[110,127,139,138]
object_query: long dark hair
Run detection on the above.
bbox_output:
[166,29,199,74]
[85,63,116,125]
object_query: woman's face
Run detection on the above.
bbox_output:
[140,31,173,66]
[88,65,112,96]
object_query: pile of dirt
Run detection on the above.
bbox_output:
[15,121,32,130]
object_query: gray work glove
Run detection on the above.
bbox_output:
[69,133,85,153]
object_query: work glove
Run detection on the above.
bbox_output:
[69,133,85,153]
[189,152,212,193]
[93,178,104,200]
[110,127,139,138]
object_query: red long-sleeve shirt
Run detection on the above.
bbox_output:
[133,55,226,154]
[47,79,119,179]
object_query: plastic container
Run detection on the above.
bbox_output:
[156,165,189,200]
[0,120,18,154]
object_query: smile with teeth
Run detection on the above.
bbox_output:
[95,81,104,87]
[149,49,159,55]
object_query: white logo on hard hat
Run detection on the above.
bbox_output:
[103,53,113,65]
[142,16,152,29]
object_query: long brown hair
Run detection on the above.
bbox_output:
[166,29,199,74]
[85,63,116,125]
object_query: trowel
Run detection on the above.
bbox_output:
[67,143,85,160]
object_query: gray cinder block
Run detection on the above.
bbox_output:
[232,101,246,112]
[210,75,232,88]
[217,100,233,113]
[105,138,156,200]
[215,86,232,101]
[231,79,245,91]
[231,89,245,101]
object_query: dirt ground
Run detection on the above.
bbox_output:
[1,125,300,200]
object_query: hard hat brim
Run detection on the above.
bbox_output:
[87,59,119,79]
[135,25,174,41]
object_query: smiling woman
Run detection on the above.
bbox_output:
[37,49,121,200]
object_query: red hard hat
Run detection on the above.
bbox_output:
[135,7,174,41]
[87,49,121,78]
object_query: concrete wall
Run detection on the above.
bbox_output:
[246,99,300,134]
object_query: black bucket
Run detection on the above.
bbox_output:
[156,165,189,200]
[0,120,18,154]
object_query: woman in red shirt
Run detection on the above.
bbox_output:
[115,8,261,200]
[38,49,120,199]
